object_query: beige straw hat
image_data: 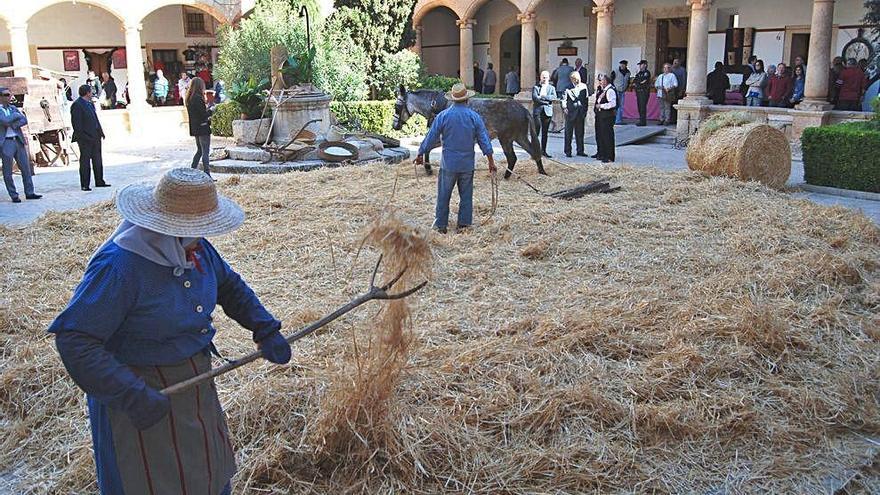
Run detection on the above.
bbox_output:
[116,168,245,237]
[446,82,476,102]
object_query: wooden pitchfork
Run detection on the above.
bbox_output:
[160,255,427,396]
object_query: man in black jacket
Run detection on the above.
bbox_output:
[706,61,730,105]
[632,60,652,126]
[71,85,109,191]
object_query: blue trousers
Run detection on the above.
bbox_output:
[435,168,474,229]
[615,91,626,124]
[1,137,35,200]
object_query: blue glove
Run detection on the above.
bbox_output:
[128,386,171,430]
[259,331,291,364]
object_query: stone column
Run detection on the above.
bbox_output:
[457,19,475,87]
[8,22,32,79]
[518,11,537,89]
[414,25,423,55]
[124,23,150,134]
[798,0,835,111]
[684,0,712,101]
[593,1,614,78]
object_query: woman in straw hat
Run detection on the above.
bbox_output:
[48,168,291,495]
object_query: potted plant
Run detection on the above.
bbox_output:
[229,76,272,145]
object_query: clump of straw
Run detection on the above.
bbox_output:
[309,213,432,478]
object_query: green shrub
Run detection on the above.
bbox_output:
[330,100,427,138]
[802,121,880,192]
[373,50,424,100]
[211,101,242,137]
[419,74,459,92]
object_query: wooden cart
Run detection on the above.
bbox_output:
[0,73,75,167]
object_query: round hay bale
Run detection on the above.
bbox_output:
[686,114,791,189]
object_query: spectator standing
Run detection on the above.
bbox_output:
[186,77,213,178]
[670,58,687,123]
[562,71,589,157]
[654,63,678,125]
[504,67,520,96]
[100,72,117,109]
[706,61,730,105]
[633,60,651,126]
[767,62,793,107]
[153,69,169,106]
[762,65,775,106]
[532,70,556,158]
[70,85,110,191]
[836,58,866,111]
[790,65,806,107]
[60,78,74,101]
[213,79,225,104]
[740,55,758,99]
[594,73,617,163]
[829,57,845,106]
[792,56,807,78]
[612,60,630,124]
[744,59,767,106]
[552,58,575,95]
[0,87,41,203]
[177,73,192,106]
[86,71,102,103]
[473,62,484,93]
[483,63,497,94]
[575,58,590,88]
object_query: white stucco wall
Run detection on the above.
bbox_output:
[537,0,591,71]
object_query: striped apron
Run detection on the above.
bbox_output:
[89,351,236,495]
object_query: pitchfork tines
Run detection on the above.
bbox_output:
[367,254,428,301]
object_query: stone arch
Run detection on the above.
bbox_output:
[21,0,127,23]
[134,0,236,25]
[413,0,463,26]
[462,0,521,22]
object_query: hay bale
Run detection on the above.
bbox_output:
[687,113,791,189]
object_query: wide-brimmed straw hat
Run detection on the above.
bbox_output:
[116,168,245,237]
[446,82,476,102]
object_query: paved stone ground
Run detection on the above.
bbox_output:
[1,132,877,227]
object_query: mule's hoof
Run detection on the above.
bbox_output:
[538,169,549,176]
[425,166,434,176]
[503,170,512,180]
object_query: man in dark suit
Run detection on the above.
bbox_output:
[0,87,41,203]
[531,70,556,158]
[70,84,110,191]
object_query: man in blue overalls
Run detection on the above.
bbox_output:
[414,83,496,233]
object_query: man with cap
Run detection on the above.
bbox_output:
[414,83,496,234]
[49,167,292,495]
[612,60,631,124]
[0,87,41,203]
[632,60,652,126]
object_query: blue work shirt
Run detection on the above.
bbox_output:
[417,102,493,173]
[48,239,280,415]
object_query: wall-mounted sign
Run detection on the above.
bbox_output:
[557,47,578,56]
[63,50,80,72]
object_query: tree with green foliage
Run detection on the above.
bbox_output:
[329,0,417,94]
[866,0,880,40]
[215,0,369,101]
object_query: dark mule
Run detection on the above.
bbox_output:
[393,86,546,178]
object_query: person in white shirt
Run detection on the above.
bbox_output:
[531,70,557,158]
[594,73,617,162]
[562,71,589,157]
[177,72,191,106]
[654,63,678,125]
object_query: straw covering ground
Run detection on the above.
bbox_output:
[1,159,879,493]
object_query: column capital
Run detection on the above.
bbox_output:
[687,0,713,10]
[456,18,476,29]
[414,24,423,32]
[592,3,614,17]
[812,0,835,3]
[124,22,144,32]
[8,22,28,31]
[517,11,536,24]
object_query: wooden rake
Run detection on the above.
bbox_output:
[160,255,427,395]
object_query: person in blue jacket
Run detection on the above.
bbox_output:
[48,167,291,495]
[414,82,496,233]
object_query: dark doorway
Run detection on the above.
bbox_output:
[656,17,689,69]
[499,25,540,89]
[790,33,810,64]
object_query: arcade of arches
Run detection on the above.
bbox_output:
[413,0,875,137]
